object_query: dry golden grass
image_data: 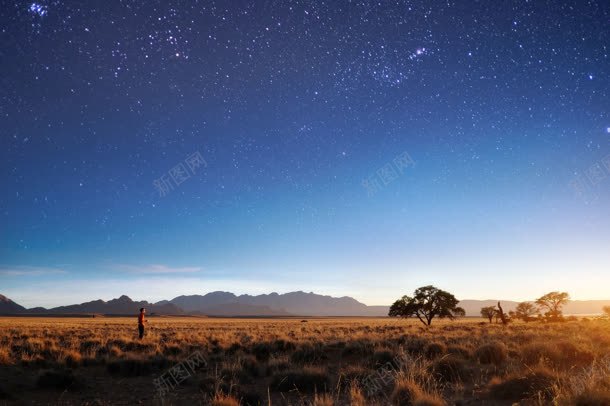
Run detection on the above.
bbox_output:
[0,316,609,405]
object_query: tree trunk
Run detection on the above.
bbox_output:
[497,302,508,325]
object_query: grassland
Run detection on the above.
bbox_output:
[0,316,609,405]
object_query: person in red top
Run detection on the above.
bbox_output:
[138,307,147,339]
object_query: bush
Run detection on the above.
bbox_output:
[424,342,446,359]
[488,368,557,401]
[429,355,470,383]
[63,351,82,367]
[341,340,374,357]
[403,337,428,355]
[391,378,445,406]
[521,341,594,369]
[372,349,395,366]
[79,340,101,353]
[475,342,507,365]
[446,345,471,359]
[240,355,260,378]
[266,357,290,376]
[391,378,422,405]
[291,344,327,363]
[272,339,296,352]
[251,342,272,361]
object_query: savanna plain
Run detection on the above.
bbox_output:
[0,316,609,405]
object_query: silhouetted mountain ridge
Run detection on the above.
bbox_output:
[0,295,183,315]
[166,290,382,316]
[1,292,609,317]
[0,294,26,313]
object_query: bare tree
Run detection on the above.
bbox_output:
[496,302,509,325]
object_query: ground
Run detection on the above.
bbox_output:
[0,316,609,405]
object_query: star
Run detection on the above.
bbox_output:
[29,3,47,17]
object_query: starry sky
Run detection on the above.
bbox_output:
[1,0,610,308]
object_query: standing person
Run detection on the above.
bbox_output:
[138,307,147,339]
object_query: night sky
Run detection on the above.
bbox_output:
[1,0,609,308]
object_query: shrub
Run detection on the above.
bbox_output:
[291,344,327,364]
[240,355,260,378]
[391,378,445,405]
[79,340,101,353]
[475,342,507,365]
[251,342,272,361]
[226,342,241,355]
[403,337,428,355]
[341,340,374,357]
[446,345,471,359]
[521,341,594,369]
[266,356,290,376]
[63,351,82,368]
[391,378,423,405]
[372,349,395,366]
[429,355,470,383]
[273,339,296,352]
[0,347,12,365]
[555,341,595,368]
[424,343,446,359]
[488,368,557,401]
[340,365,369,384]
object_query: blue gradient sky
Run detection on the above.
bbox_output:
[1,0,609,307]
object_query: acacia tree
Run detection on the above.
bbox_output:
[388,285,465,326]
[536,292,569,321]
[480,306,497,323]
[514,302,538,322]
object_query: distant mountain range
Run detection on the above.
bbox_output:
[1,292,608,317]
[0,294,183,316]
[0,294,26,313]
